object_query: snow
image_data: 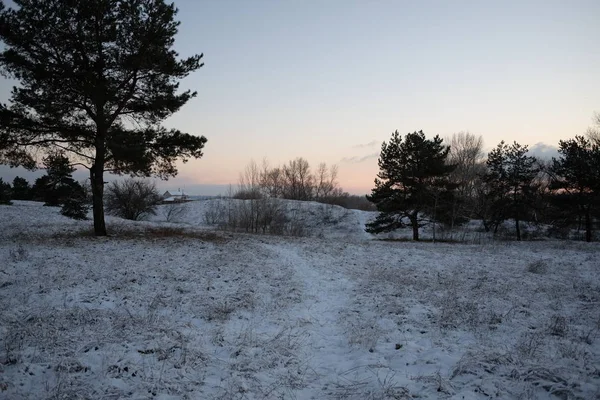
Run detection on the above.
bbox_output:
[1,200,599,399]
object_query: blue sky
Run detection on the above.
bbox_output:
[2,0,599,194]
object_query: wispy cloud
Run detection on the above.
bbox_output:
[340,152,379,164]
[352,140,380,149]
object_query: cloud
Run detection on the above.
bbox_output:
[340,152,379,164]
[341,140,381,163]
[352,140,379,149]
[528,142,559,160]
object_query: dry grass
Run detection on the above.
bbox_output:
[25,224,230,243]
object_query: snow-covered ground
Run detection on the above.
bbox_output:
[1,200,599,399]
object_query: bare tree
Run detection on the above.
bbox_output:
[447,132,485,180]
[445,132,486,230]
[282,158,314,200]
[261,166,284,198]
[586,111,600,146]
[314,163,339,200]
[235,157,344,204]
[161,201,188,222]
[236,160,262,199]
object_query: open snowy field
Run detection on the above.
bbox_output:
[1,201,599,399]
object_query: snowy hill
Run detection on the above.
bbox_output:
[151,198,378,241]
[1,201,599,399]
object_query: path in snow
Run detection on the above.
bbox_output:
[259,240,356,377]
[256,239,410,398]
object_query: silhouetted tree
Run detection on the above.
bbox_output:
[11,176,31,200]
[0,178,12,205]
[483,141,540,240]
[61,198,90,220]
[550,136,600,242]
[0,0,207,235]
[282,158,314,201]
[366,130,455,241]
[31,176,51,202]
[42,152,85,206]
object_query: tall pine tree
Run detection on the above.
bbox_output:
[483,141,539,241]
[550,136,600,242]
[0,0,207,235]
[366,131,455,241]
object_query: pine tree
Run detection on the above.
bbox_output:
[0,178,12,205]
[61,198,90,220]
[11,176,31,200]
[483,141,540,240]
[366,131,455,241]
[0,0,207,235]
[550,136,600,242]
[31,176,51,202]
[41,152,84,206]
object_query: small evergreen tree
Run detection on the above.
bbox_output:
[483,141,540,240]
[550,136,600,242]
[11,176,31,200]
[366,130,455,241]
[61,198,90,220]
[42,152,85,206]
[0,178,12,205]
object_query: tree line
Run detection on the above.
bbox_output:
[0,152,89,219]
[366,128,600,242]
[234,158,374,211]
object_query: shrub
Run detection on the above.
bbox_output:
[160,201,188,222]
[61,198,89,220]
[546,224,571,239]
[105,179,161,221]
[233,188,262,200]
[203,198,307,236]
[320,193,377,211]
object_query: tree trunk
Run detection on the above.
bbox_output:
[432,195,437,243]
[585,206,592,243]
[411,212,419,241]
[482,221,489,232]
[514,192,520,241]
[90,119,108,236]
[91,166,107,236]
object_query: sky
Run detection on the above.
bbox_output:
[2,0,600,195]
